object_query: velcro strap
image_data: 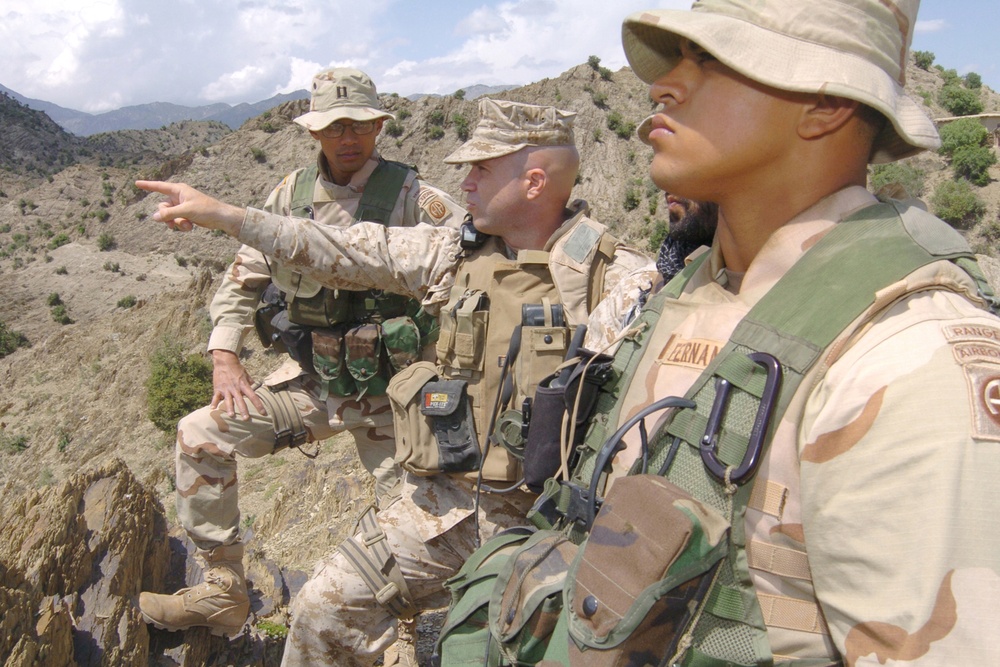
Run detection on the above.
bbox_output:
[337,506,417,620]
[746,540,812,581]
[756,592,829,635]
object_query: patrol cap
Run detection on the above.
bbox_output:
[293,68,394,131]
[622,0,939,163]
[443,99,576,164]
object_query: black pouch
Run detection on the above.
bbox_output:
[420,379,481,473]
[270,310,314,372]
[523,349,613,493]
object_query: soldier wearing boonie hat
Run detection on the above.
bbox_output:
[443,2,997,665]
[136,66,465,642]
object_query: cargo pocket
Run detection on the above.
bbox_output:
[565,475,730,666]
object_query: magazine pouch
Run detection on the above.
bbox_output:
[564,475,729,666]
[311,326,356,396]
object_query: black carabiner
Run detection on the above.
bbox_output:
[700,352,782,486]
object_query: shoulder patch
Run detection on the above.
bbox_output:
[563,222,600,264]
[943,324,1000,345]
[418,189,450,223]
[961,363,1000,442]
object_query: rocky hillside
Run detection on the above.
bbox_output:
[1,57,999,666]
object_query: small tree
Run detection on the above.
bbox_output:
[587,55,601,71]
[939,118,989,156]
[939,85,984,116]
[913,50,935,70]
[0,320,29,358]
[97,232,116,251]
[869,162,927,198]
[146,338,214,432]
[931,179,986,228]
[951,145,997,186]
[965,72,982,89]
[453,89,466,100]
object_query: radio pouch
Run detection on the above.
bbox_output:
[421,379,481,474]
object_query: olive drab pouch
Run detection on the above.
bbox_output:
[560,475,730,666]
[420,379,480,473]
[381,315,422,373]
[434,527,536,667]
[488,530,578,665]
[345,323,389,397]
[388,361,446,476]
[288,286,352,328]
[311,326,356,396]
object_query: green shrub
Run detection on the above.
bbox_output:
[938,85,984,116]
[95,210,110,223]
[951,145,997,186]
[453,89,466,100]
[591,91,608,109]
[598,66,613,81]
[47,292,63,306]
[0,320,29,358]
[452,113,471,141]
[965,72,982,89]
[118,295,138,309]
[606,111,636,140]
[427,109,445,126]
[939,118,989,156]
[868,162,927,198]
[587,55,601,71]
[47,233,70,250]
[397,108,411,121]
[251,147,266,163]
[428,126,445,140]
[54,266,68,275]
[96,232,116,251]
[0,431,29,454]
[258,619,289,640]
[146,339,214,432]
[384,120,404,138]
[103,261,121,273]
[51,304,73,325]
[623,186,640,212]
[913,50,935,70]
[931,179,986,227]
[647,220,669,253]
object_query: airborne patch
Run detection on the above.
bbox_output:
[962,363,1000,442]
[656,334,722,370]
[418,190,449,222]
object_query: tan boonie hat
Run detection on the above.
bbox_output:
[293,68,393,131]
[444,99,576,164]
[622,0,939,163]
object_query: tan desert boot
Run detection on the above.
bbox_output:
[139,543,249,637]
[381,616,419,667]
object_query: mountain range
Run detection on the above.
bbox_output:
[0,83,516,136]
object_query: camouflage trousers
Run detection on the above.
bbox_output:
[280,474,533,667]
[175,373,397,551]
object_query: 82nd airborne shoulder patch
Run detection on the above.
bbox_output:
[945,324,1000,442]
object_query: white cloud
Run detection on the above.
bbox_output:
[915,19,947,33]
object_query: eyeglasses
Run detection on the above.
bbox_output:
[318,120,377,138]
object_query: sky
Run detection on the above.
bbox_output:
[0,0,996,114]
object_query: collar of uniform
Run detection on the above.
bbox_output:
[314,149,383,199]
[543,199,591,252]
[708,185,878,304]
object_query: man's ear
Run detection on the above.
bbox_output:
[798,94,860,140]
[309,130,321,141]
[525,168,547,200]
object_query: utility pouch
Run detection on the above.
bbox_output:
[421,379,481,473]
[345,323,389,397]
[253,283,286,351]
[562,475,729,666]
[389,362,462,476]
[523,350,613,493]
[382,315,422,373]
[311,327,356,396]
[437,288,489,371]
[288,287,351,328]
[489,529,578,665]
[271,310,314,373]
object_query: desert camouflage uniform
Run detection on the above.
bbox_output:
[605,186,1000,665]
[234,200,649,665]
[176,149,465,551]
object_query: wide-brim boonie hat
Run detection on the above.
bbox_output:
[294,68,393,131]
[622,0,940,163]
[444,99,576,164]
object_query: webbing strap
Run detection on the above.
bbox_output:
[289,166,318,219]
[756,593,828,635]
[256,385,310,453]
[748,479,788,519]
[337,505,417,620]
[355,160,413,225]
[746,540,812,581]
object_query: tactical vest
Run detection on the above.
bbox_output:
[257,160,438,397]
[394,216,620,483]
[435,200,999,666]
